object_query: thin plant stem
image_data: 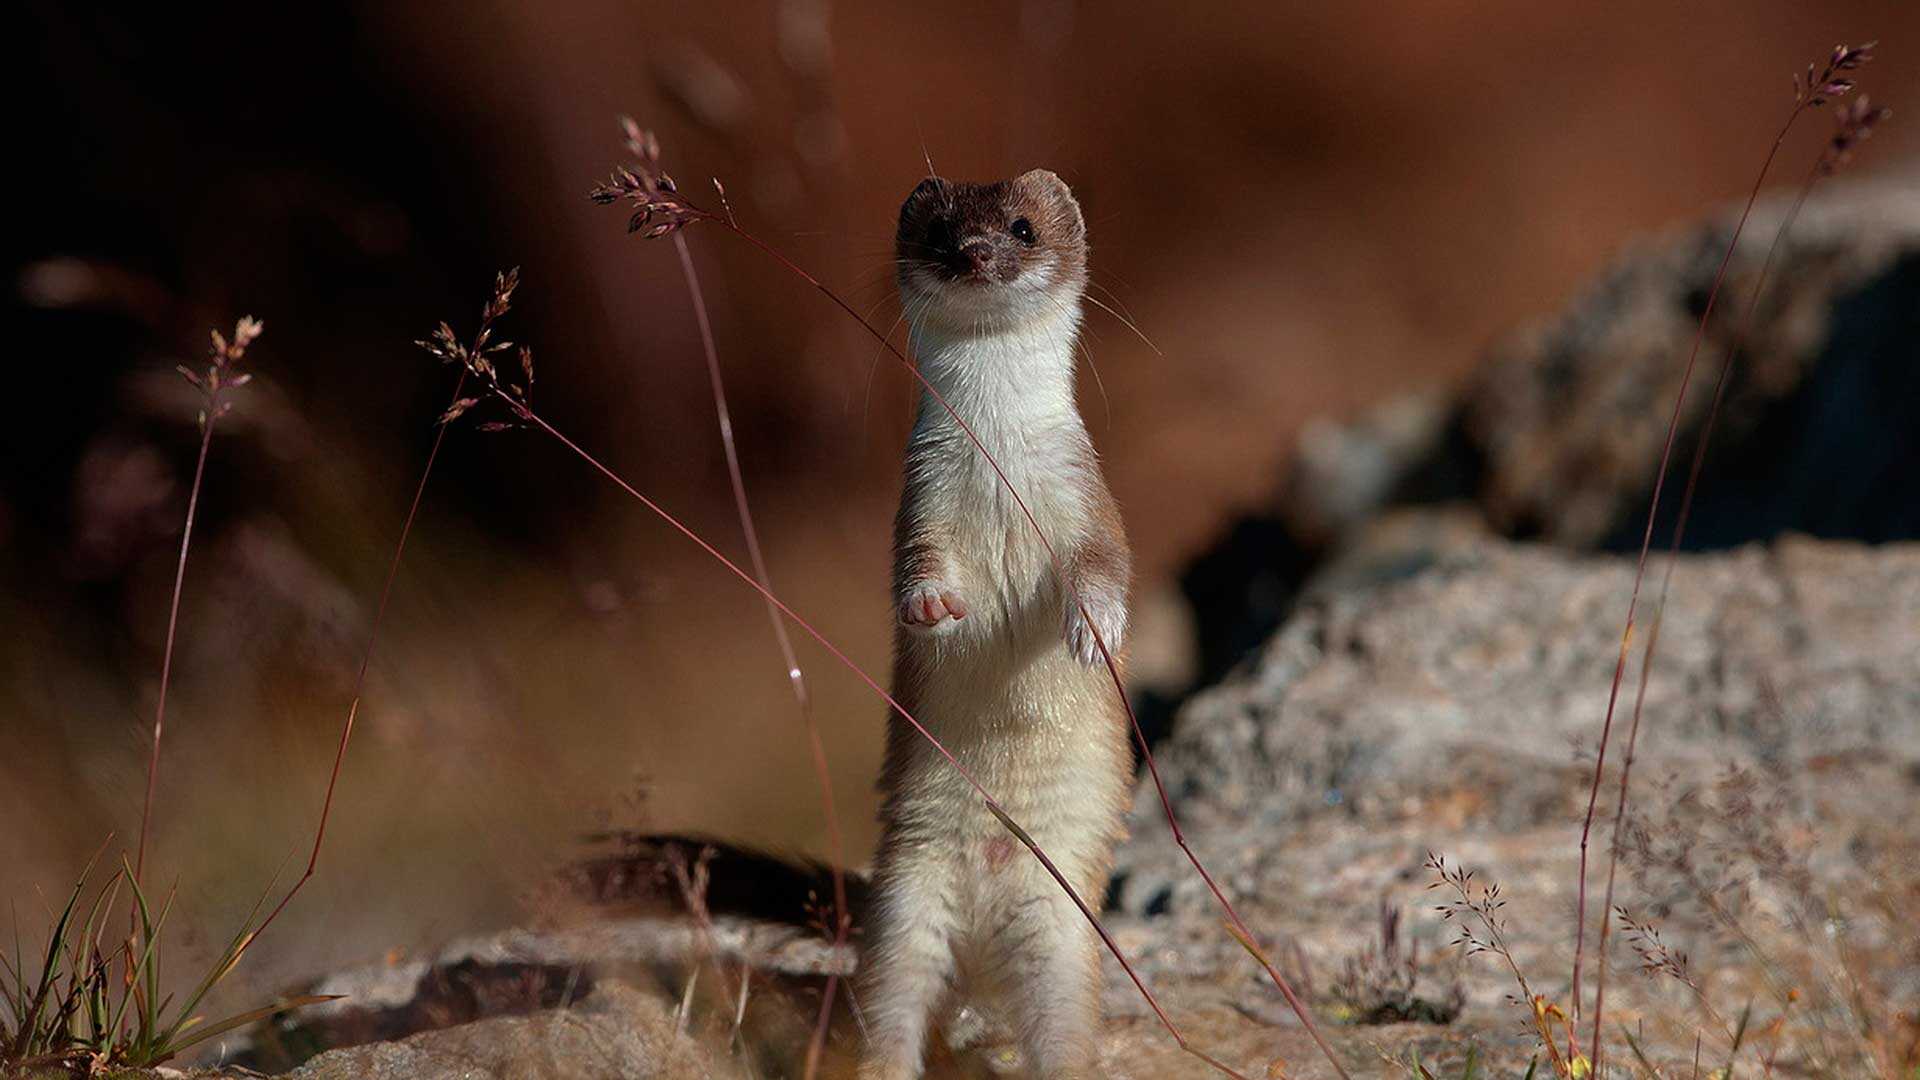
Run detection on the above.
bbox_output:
[668,232,850,1080]
[134,419,215,886]
[1569,100,1809,1047]
[253,371,469,941]
[1588,158,1825,1074]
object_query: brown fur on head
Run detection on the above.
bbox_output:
[895,170,1088,329]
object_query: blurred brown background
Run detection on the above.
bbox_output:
[5,1,1914,1010]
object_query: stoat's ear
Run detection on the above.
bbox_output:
[1016,168,1084,242]
[898,176,949,232]
[902,176,948,211]
[1017,169,1070,196]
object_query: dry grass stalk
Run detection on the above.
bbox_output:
[133,317,262,886]
[1613,750,1919,1076]
[1567,42,1879,1028]
[1581,43,1888,1074]
[247,281,496,945]
[664,223,851,1080]
[1428,854,1584,1079]
[1329,899,1463,1026]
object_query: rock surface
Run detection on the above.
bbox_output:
[1328,171,1920,552]
[287,981,720,1080]
[1123,535,1920,859]
[1104,534,1920,1077]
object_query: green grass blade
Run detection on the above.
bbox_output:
[1623,1025,1660,1078]
[1723,999,1753,1080]
[156,869,279,1049]
[12,852,98,1060]
[7,901,25,1029]
[164,994,341,1058]
[106,870,176,1062]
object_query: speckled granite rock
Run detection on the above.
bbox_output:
[1116,535,1920,914]
[1102,535,1920,1077]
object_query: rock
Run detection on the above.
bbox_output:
[287,980,728,1080]
[1107,535,1920,1076]
[1188,171,1920,687]
[1120,536,1920,906]
[1457,173,1920,550]
[238,913,849,1073]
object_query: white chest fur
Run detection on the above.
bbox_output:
[906,305,1095,604]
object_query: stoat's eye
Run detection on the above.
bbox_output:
[1010,218,1036,245]
[926,217,954,251]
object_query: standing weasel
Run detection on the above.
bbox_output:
[859,170,1132,1080]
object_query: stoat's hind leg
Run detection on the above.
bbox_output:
[1002,887,1102,1080]
[857,841,961,1080]
[936,943,1005,1055]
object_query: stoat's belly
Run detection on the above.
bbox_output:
[895,640,1129,878]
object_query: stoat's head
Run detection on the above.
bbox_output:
[895,169,1087,331]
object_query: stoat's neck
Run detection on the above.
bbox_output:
[908,301,1085,439]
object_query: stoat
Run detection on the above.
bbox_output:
[859,170,1132,1080]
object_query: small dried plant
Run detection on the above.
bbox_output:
[1820,94,1891,175]
[589,120,717,237]
[415,267,536,431]
[3,319,359,1077]
[176,316,263,427]
[135,316,264,884]
[1427,853,1586,1079]
[1329,900,1463,1026]
[1611,757,1919,1077]
[1613,908,1692,991]
[656,843,729,1037]
[0,848,336,1075]
[8,281,482,1071]
[1793,42,1876,106]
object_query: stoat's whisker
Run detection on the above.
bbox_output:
[1084,290,1164,360]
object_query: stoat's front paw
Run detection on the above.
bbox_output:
[1063,586,1127,666]
[898,583,969,634]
